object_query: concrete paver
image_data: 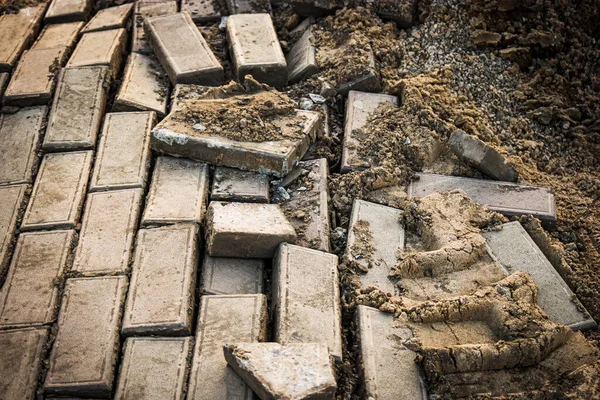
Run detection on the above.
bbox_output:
[66,28,127,78]
[226,0,272,14]
[182,0,224,22]
[0,185,28,280]
[0,5,46,72]
[45,0,92,24]
[31,21,83,51]
[211,166,270,203]
[81,3,134,33]
[132,1,178,54]
[200,254,264,295]
[287,26,318,83]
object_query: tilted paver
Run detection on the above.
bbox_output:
[287,26,318,83]
[226,0,272,14]
[66,28,127,78]
[132,1,178,54]
[0,184,28,280]
[81,3,134,33]
[0,5,46,72]
[211,166,270,203]
[31,21,83,51]
[182,0,223,22]
[45,0,92,24]
[200,254,265,295]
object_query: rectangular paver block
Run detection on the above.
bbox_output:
[89,111,155,192]
[31,21,83,51]
[43,66,110,151]
[0,185,27,279]
[45,0,92,23]
[206,202,297,258]
[287,26,318,84]
[82,3,134,33]
[45,276,128,397]
[115,337,191,400]
[142,156,209,226]
[344,199,404,295]
[200,254,265,295]
[0,327,49,399]
[21,151,93,231]
[73,189,143,275]
[211,166,270,203]
[132,1,178,54]
[0,106,46,186]
[0,5,46,72]
[122,224,199,336]
[188,294,268,400]
[227,13,287,88]
[484,221,596,331]
[226,0,272,14]
[182,0,224,22]
[272,243,342,360]
[66,28,127,77]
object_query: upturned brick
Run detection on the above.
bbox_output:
[211,167,270,203]
[0,184,28,281]
[0,5,46,72]
[132,1,178,54]
[81,3,134,33]
[66,28,127,78]
[200,254,265,295]
[31,21,83,51]
[45,0,92,23]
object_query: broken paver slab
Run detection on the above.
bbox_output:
[211,167,270,203]
[287,26,318,84]
[31,21,83,51]
[66,28,127,78]
[0,230,75,328]
[182,0,224,22]
[227,13,287,88]
[226,0,272,14]
[200,254,264,295]
[0,327,49,399]
[341,90,399,173]
[21,151,93,231]
[344,199,404,295]
[272,243,342,360]
[0,185,28,280]
[484,221,596,331]
[206,202,297,258]
[0,5,46,72]
[43,66,110,151]
[223,343,337,400]
[356,305,427,400]
[73,189,143,275]
[132,1,178,54]
[113,53,170,117]
[187,294,268,400]
[45,0,92,23]
[407,173,557,223]
[122,224,199,336]
[0,106,46,186]
[45,276,128,397]
[89,111,155,192]
[81,3,134,33]
[145,12,224,85]
[115,337,191,400]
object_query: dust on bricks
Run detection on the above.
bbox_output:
[21,151,93,231]
[31,21,83,51]
[45,276,127,397]
[81,3,134,33]
[73,189,143,275]
[145,12,224,85]
[187,294,268,400]
[206,202,297,258]
[0,230,75,328]
[66,28,128,78]
[0,5,46,72]
[115,337,191,400]
[182,0,224,23]
[227,13,287,88]
[484,221,597,331]
[89,111,155,192]
[211,167,270,203]
[122,224,199,336]
[287,26,318,84]
[226,0,272,14]
[0,106,46,185]
[0,185,28,279]
[319,45,380,95]
[344,199,404,295]
[341,90,399,173]
[132,1,178,54]
[200,254,264,295]
[43,66,110,151]
[45,0,92,23]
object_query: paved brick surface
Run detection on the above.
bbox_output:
[132,1,178,54]
[211,166,270,203]
[145,12,224,85]
[0,5,46,72]
[81,3,134,33]
[227,13,287,88]
[226,0,272,14]
[45,276,128,397]
[182,0,223,22]
[0,327,49,399]
[0,106,46,185]
[45,0,92,23]
[73,189,143,275]
[122,224,199,336]
[142,156,210,226]
[21,151,93,231]
[0,230,75,328]
[89,111,155,192]
[200,254,265,295]
[206,202,297,258]
[115,337,191,400]
[0,184,28,280]
[272,243,342,360]
[31,21,83,51]
[188,294,268,400]
[43,66,110,151]
[66,28,127,78]
[287,26,318,84]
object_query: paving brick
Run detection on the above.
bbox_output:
[31,21,83,52]
[115,337,191,400]
[43,66,110,151]
[356,305,427,400]
[341,90,398,173]
[206,202,297,258]
[81,3,134,33]
[66,28,127,78]
[0,106,46,185]
[0,327,49,399]
[142,156,209,226]
[0,72,8,101]
[226,0,272,14]
[407,173,558,224]
[45,276,128,397]
[272,243,342,360]
[182,0,224,22]
[0,185,28,280]
[484,221,596,331]
[21,151,93,231]
[287,26,318,84]
[145,12,224,85]
[344,199,404,295]
[227,13,287,88]
[0,230,75,328]
[45,0,92,23]
[89,111,155,192]
[132,1,178,54]
[73,189,143,275]
[0,5,46,72]
[200,254,264,295]
[122,224,199,336]
[211,167,270,203]
[187,294,268,400]
[113,53,170,117]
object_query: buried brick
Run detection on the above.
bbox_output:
[211,167,270,203]
[319,44,380,96]
[31,21,83,51]
[81,3,134,33]
[0,4,46,72]
[200,254,264,295]
[66,28,128,78]
[0,185,28,280]
[45,0,92,23]
[372,0,418,28]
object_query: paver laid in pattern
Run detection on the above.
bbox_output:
[31,21,83,51]
[200,254,265,295]
[211,167,270,203]
[287,26,318,84]
[182,0,224,22]
[0,5,46,72]
[132,1,178,54]
[45,0,92,24]
[66,28,127,77]
[81,3,134,33]
[0,185,28,280]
